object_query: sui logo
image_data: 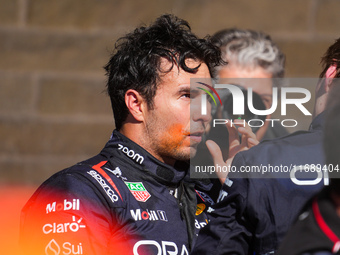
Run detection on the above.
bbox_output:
[45,239,83,255]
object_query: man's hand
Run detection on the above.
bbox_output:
[206,119,259,184]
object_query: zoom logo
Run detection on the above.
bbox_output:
[118,144,144,164]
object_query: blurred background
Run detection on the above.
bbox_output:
[1,0,339,252]
[2,0,339,187]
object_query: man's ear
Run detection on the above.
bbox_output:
[125,89,146,122]
[325,64,337,92]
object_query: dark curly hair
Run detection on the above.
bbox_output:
[323,80,340,192]
[104,14,223,130]
[320,37,340,78]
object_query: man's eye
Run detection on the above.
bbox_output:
[182,93,191,98]
[261,97,272,106]
[207,96,214,103]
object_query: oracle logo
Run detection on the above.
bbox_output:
[133,240,189,255]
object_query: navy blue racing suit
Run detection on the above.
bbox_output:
[20,130,213,255]
[192,113,326,255]
[277,187,340,255]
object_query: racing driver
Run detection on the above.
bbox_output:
[19,14,225,255]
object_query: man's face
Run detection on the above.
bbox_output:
[218,65,273,140]
[218,65,273,109]
[142,59,211,165]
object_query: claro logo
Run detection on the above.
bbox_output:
[118,144,144,164]
[43,216,86,235]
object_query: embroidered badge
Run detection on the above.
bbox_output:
[125,182,151,202]
[196,203,206,215]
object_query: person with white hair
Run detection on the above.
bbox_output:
[212,28,287,141]
[192,33,338,255]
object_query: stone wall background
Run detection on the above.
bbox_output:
[1,0,339,186]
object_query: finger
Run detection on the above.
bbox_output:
[225,120,240,149]
[237,126,257,141]
[240,133,248,149]
[237,126,258,148]
[226,125,242,158]
[235,127,249,149]
[206,140,224,166]
[234,120,255,138]
[248,138,259,147]
[206,140,229,184]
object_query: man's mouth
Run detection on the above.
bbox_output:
[188,131,204,143]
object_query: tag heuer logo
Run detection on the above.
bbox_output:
[125,182,151,202]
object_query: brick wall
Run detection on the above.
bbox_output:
[1,0,339,186]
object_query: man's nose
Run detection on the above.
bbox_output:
[191,104,212,123]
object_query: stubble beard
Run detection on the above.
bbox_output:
[144,114,192,164]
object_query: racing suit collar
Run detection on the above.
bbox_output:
[105,130,190,186]
[309,111,325,131]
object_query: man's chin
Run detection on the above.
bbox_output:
[171,147,195,162]
[189,147,198,159]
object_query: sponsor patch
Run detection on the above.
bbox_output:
[195,219,208,229]
[125,182,151,202]
[133,240,189,255]
[87,170,119,203]
[42,216,86,235]
[196,203,206,215]
[46,199,80,214]
[196,190,214,205]
[130,209,168,222]
[105,166,127,181]
[45,239,83,255]
[118,144,144,164]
